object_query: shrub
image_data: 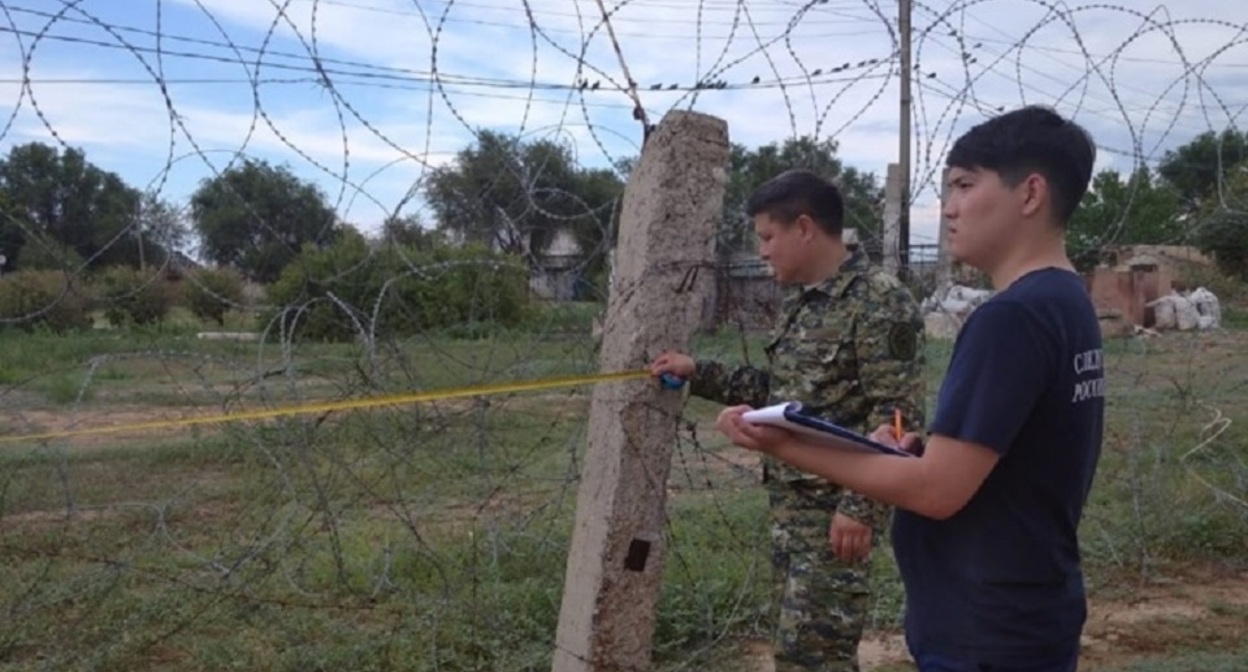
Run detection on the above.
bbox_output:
[1193,209,1248,282]
[184,266,247,326]
[13,236,85,272]
[1173,260,1246,308]
[263,238,531,342]
[0,269,92,333]
[92,265,177,327]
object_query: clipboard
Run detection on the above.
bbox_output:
[741,402,915,458]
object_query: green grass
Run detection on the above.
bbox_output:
[0,307,1246,670]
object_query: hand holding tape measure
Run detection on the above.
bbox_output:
[649,351,694,390]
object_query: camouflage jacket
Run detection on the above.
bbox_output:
[690,250,927,531]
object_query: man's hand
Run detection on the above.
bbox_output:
[650,351,695,380]
[716,405,794,453]
[868,424,926,456]
[829,512,873,562]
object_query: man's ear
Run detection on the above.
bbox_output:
[796,214,816,241]
[1019,173,1047,218]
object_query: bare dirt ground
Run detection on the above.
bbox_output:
[695,445,1248,672]
[735,566,1248,671]
[1,405,212,447]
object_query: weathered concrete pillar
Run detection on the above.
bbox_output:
[552,110,729,672]
[882,162,902,274]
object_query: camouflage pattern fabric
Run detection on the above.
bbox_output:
[690,250,926,671]
[768,481,871,671]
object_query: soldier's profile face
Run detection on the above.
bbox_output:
[753,214,806,283]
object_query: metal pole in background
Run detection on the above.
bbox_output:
[899,0,912,275]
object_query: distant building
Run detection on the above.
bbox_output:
[1082,244,1213,331]
[699,251,775,331]
[529,228,587,301]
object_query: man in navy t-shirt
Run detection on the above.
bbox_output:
[715,105,1104,671]
[892,267,1103,670]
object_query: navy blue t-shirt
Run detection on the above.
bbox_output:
[892,268,1105,664]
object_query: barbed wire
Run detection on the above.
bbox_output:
[0,1,1246,670]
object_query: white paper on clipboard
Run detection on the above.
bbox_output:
[741,402,915,458]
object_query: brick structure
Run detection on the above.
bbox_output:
[1083,256,1172,330]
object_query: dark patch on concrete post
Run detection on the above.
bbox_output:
[623,538,651,572]
[551,111,729,672]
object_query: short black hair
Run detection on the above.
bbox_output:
[946,105,1096,226]
[745,169,844,236]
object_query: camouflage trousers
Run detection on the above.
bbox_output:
[767,478,871,672]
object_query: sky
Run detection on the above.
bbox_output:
[1,0,1246,257]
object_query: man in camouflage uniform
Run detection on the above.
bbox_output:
[652,169,926,671]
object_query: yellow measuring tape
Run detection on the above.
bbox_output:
[0,369,658,445]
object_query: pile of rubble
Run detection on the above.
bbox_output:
[1146,287,1222,332]
[920,282,1224,340]
[1100,287,1222,338]
[920,283,993,340]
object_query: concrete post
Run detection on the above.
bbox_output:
[551,110,729,672]
[882,162,902,274]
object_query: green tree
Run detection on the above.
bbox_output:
[380,213,448,250]
[264,234,529,342]
[0,190,21,272]
[1191,167,1248,279]
[612,156,637,181]
[720,137,883,256]
[184,266,246,326]
[0,269,92,333]
[135,193,190,270]
[1157,129,1248,210]
[1067,168,1183,270]
[190,159,339,283]
[425,130,624,260]
[93,265,177,327]
[0,142,145,270]
[11,235,85,272]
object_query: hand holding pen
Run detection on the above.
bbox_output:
[877,408,925,457]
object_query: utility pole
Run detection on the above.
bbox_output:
[135,197,146,272]
[937,167,952,287]
[898,0,912,276]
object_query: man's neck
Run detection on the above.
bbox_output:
[986,233,1073,290]
[803,242,850,287]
